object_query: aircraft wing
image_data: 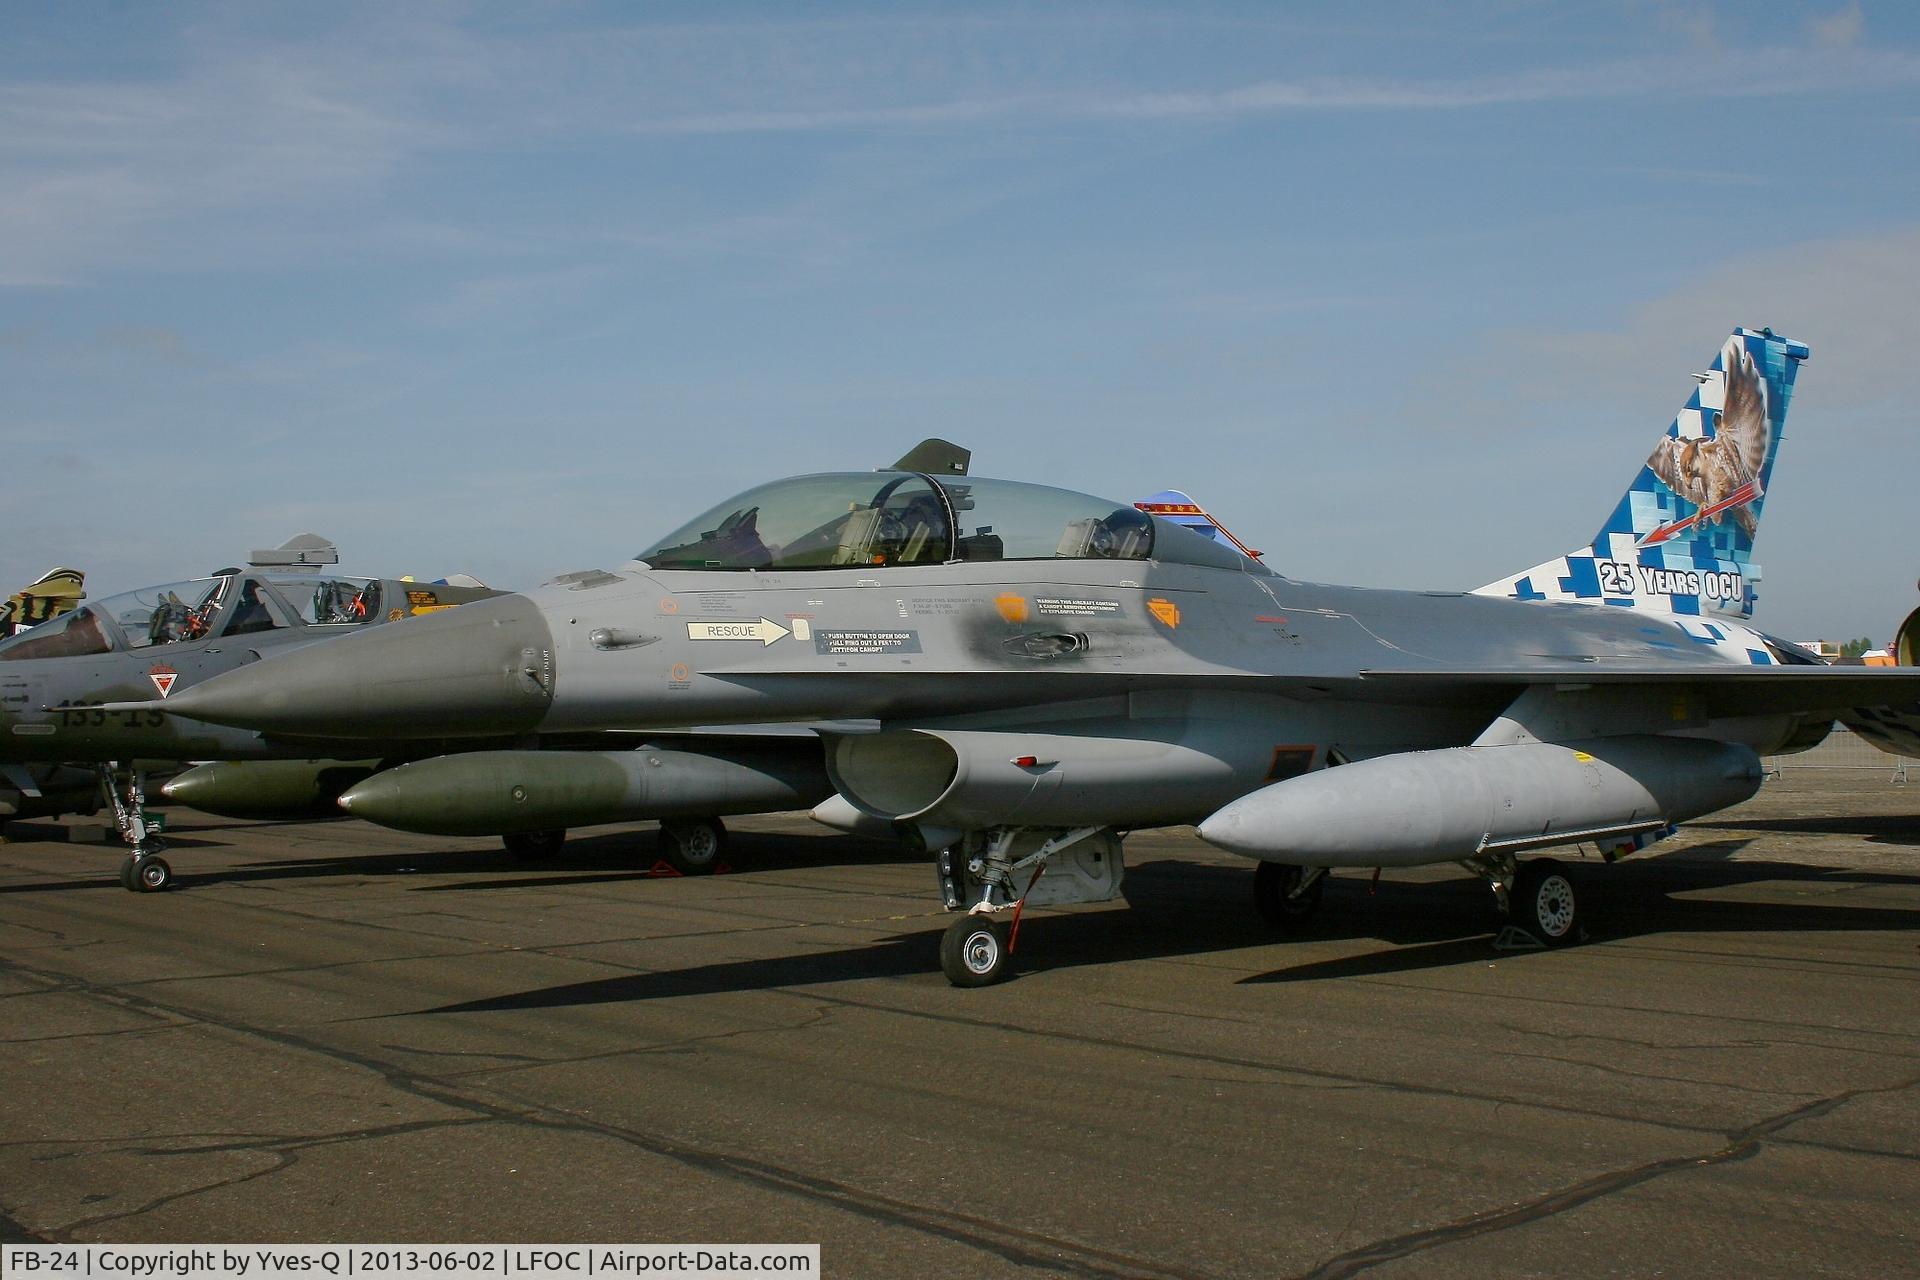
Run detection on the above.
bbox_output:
[691,663,1920,721]
[1350,665,1920,718]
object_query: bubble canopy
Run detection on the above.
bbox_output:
[636,471,1173,572]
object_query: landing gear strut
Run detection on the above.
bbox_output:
[99,763,171,893]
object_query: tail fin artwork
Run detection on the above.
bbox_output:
[1135,491,1262,560]
[0,568,85,638]
[1476,327,1808,620]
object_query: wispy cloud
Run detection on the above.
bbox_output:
[0,54,437,284]
[1458,225,1920,414]
[629,46,1920,135]
[6,10,1920,287]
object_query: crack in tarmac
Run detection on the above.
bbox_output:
[7,820,1918,1276]
[1598,941,1920,978]
[47,1114,505,1235]
[1492,1048,1808,1098]
[5,959,1207,1280]
[1292,1072,1920,1279]
[1352,975,1920,1047]
[783,989,1757,1139]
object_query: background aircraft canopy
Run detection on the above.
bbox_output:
[636,470,1161,571]
[0,573,380,661]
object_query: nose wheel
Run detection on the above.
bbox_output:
[119,847,173,893]
[940,915,1012,987]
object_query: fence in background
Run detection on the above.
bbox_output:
[1765,724,1909,782]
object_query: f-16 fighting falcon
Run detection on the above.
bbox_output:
[0,537,500,889]
[145,328,1920,985]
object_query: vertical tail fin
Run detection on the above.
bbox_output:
[1475,327,1809,620]
[1135,491,1263,560]
[0,567,85,638]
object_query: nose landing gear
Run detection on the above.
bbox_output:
[934,826,1125,987]
[99,763,171,892]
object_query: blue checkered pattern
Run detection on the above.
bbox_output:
[1477,328,1808,642]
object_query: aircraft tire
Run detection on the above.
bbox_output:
[130,854,172,893]
[1511,858,1580,947]
[940,915,1012,988]
[660,817,726,875]
[503,830,566,860]
[119,857,140,891]
[1253,861,1323,931]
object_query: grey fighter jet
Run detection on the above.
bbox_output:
[150,329,1920,984]
[0,552,498,888]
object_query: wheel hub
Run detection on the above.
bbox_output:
[1535,877,1575,936]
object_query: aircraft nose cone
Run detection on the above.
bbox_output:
[159,593,557,739]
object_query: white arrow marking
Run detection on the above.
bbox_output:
[685,618,791,647]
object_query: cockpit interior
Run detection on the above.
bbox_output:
[0,574,383,662]
[636,471,1185,572]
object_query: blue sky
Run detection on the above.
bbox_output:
[4,1,1916,641]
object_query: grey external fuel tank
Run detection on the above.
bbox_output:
[1198,736,1764,867]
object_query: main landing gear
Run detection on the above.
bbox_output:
[498,817,730,876]
[1468,852,1583,948]
[935,827,1126,987]
[502,829,566,860]
[1253,862,1325,931]
[98,763,171,893]
[659,817,727,875]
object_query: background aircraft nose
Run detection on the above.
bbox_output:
[159,593,557,738]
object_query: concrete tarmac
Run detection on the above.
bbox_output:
[1,762,1916,1278]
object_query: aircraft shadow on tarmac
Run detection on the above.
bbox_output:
[416,850,1920,1014]
[0,823,919,894]
[1696,813,1920,844]
[406,828,918,892]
